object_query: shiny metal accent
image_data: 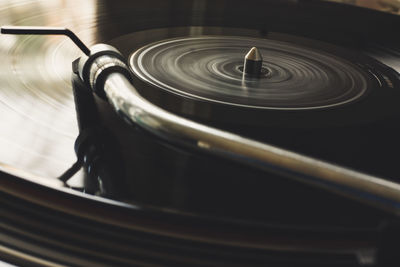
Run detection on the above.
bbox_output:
[0,0,397,187]
[77,43,124,84]
[243,47,263,76]
[103,71,400,215]
[246,47,263,61]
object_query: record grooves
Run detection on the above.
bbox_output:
[0,0,400,266]
[0,171,382,266]
[126,29,400,128]
[131,35,370,110]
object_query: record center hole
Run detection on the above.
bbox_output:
[237,65,270,78]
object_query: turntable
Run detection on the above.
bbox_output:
[0,0,400,266]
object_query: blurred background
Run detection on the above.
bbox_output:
[329,0,400,14]
[0,0,398,184]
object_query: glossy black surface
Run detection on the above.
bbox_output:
[0,0,399,184]
[1,1,400,266]
[130,35,370,110]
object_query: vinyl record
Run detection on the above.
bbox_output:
[1,1,400,266]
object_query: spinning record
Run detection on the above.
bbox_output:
[123,27,400,128]
[130,36,369,110]
[0,0,399,178]
[1,1,400,266]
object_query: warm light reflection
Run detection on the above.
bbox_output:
[327,0,400,14]
[0,0,398,183]
[0,0,97,179]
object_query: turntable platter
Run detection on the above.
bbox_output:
[130,36,369,110]
[0,0,399,180]
[1,1,400,266]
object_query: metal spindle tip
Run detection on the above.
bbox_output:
[245,47,262,61]
[243,47,263,76]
